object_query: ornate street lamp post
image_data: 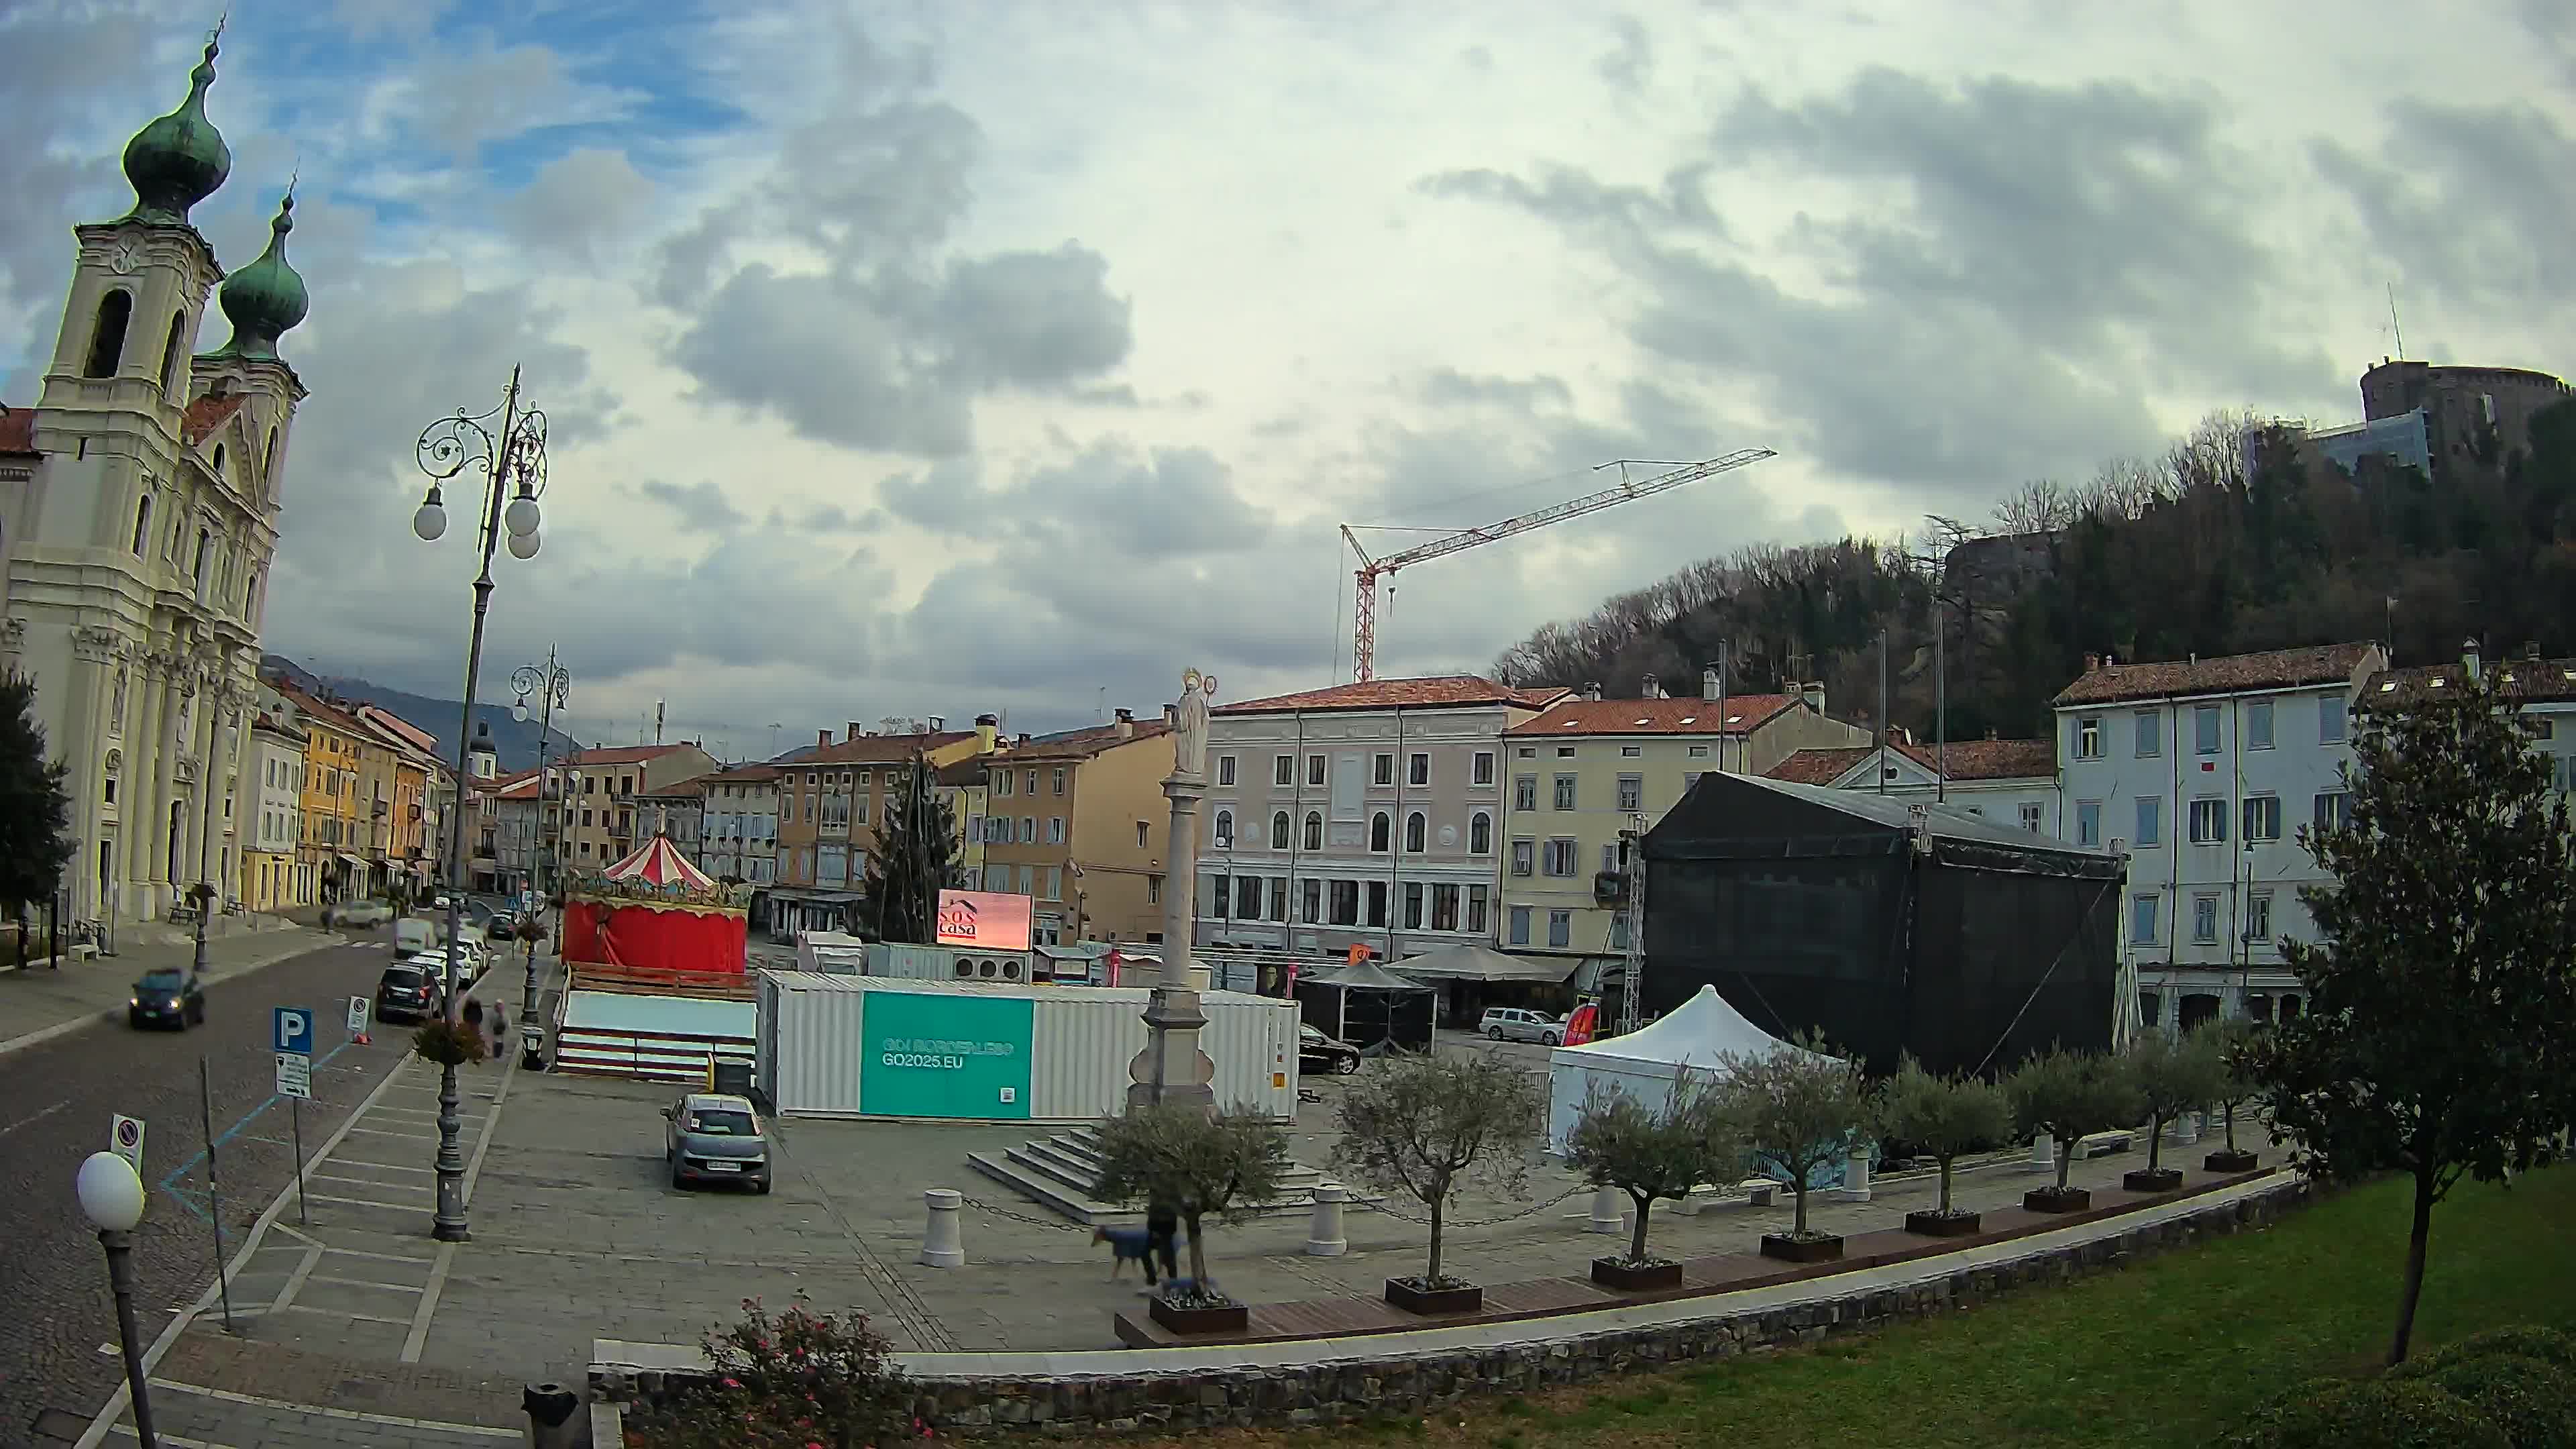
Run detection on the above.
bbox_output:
[511,652,570,1041]
[411,366,549,1242]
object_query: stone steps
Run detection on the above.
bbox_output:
[967,1123,1356,1226]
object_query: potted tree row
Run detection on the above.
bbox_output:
[2009,1047,2137,1213]
[1728,1034,1870,1264]
[2202,1021,2264,1173]
[1878,1057,2013,1236]
[2123,1029,2225,1192]
[1331,1052,1543,1315]
[1564,1073,1723,1291]
[1092,1104,1291,1336]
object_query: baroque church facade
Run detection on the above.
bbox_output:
[0,30,309,927]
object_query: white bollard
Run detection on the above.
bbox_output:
[1305,1182,1350,1256]
[1833,1145,1872,1202]
[919,1188,965,1268]
[2027,1133,2057,1176]
[1587,1185,1626,1234]
[2174,1110,2200,1146]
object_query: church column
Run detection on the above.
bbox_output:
[151,664,187,908]
[125,661,170,920]
[63,633,111,918]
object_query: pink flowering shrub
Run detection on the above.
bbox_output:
[631,1293,912,1449]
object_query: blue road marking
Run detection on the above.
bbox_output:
[157,1037,357,1225]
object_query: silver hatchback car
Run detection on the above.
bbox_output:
[663,1092,773,1193]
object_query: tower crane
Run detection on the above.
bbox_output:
[1339,447,1776,681]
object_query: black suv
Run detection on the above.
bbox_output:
[376,962,439,1022]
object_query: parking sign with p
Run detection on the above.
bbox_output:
[272,1007,313,1056]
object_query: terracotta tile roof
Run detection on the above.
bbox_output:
[264,678,365,734]
[993,720,1171,763]
[701,763,781,784]
[1507,694,1796,737]
[639,776,708,798]
[181,393,248,446]
[2367,656,2576,707]
[568,744,694,766]
[1216,676,1568,715]
[1765,746,1877,785]
[1766,736,2057,787]
[2053,643,2380,707]
[494,771,543,801]
[0,405,35,456]
[802,731,974,765]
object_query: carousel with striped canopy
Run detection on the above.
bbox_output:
[560,816,752,977]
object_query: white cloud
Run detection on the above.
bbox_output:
[4,0,2574,748]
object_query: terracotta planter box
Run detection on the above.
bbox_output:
[1147,1295,1249,1336]
[2023,1186,2092,1214]
[2204,1148,2261,1173]
[1383,1278,1483,1315]
[1760,1232,1845,1263]
[1591,1256,1684,1291]
[2123,1167,2184,1193]
[1904,1210,1982,1238]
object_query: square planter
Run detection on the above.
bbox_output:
[1591,1256,1684,1292]
[1904,1210,1982,1238]
[1147,1295,1249,1336]
[1760,1232,1845,1263]
[2123,1167,2184,1193]
[2023,1186,2092,1214]
[2204,1148,2261,1173]
[1383,1277,1483,1315]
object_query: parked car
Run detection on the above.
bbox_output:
[323,899,392,928]
[402,947,483,989]
[663,1093,773,1193]
[1298,1024,1363,1075]
[1479,1006,1568,1045]
[376,962,439,1022]
[128,968,205,1030]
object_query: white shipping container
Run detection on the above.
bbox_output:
[796,930,870,975]
[754,971,1299,1122]
[865,941,1032,984]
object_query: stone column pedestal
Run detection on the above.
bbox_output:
[1128,771,1216,1114]
[1831,1145,1872,1202]
[1586,1185,1625,1234]
[2027,1134,2057,1175]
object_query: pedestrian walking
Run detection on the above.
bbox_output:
[461,998,484,1062]
[1144,1199,1181,1286]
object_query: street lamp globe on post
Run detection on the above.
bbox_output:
[509,653,570,1051]
[78,1150,158,1448]
[411,367,549,1243]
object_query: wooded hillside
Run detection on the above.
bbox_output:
[1490,400,2576,742]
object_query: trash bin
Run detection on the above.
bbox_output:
[523,1382,582,1448]
[519,1024,547,1071]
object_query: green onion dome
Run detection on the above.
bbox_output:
[207,193,308,362]
[121,36,231,227]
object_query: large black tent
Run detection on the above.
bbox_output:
[1642,773,2123,1078]
[1296,959,1438,1055]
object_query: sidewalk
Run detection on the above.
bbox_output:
[78,956,568,1448]
[0,914,331,1058]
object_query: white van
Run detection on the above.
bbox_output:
[394,916,437,955]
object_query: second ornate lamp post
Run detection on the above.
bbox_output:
[511,651,570,1042]
[411,366,549,1242]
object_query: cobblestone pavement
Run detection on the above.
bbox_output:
[0,933,424,1446]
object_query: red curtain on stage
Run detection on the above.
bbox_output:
[561,901,747,976]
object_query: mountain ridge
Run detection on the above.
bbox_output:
[259,654,584,775]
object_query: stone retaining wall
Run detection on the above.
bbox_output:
[601,1178,2310,1438]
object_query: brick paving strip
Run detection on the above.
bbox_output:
[148,1329,529,1431]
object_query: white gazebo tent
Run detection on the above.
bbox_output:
[1544,983,1833,1152]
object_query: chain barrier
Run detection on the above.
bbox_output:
[957,1193,1095,1234]
[1356,1185,1587,1228]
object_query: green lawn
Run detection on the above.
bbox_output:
[1181,1165,2575,1449]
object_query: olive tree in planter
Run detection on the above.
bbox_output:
[1332,1050,1541,1315]
[1563,1072,1733,1291]
[2200,1021,2263,1173]
[2007,1047,2138,1212]
[1719,1033,1870,1263]
[2123,1029,2224,1191]
[1876,1056,2012,1237]
[1092,1104,1291,1335]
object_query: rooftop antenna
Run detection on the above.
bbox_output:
[2387,283,2406,360]
[654,700,665,745]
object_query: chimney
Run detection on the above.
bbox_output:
[1584,680,1603,702]
[817,729,830,749]
[1701,667,1721,702]
[1642,672,1661,699]
[928,715,945,732]
[847,720,863,743]
[1986,727,1999,741]
[1114,707,1135,739]
[975,712,999,753]
[1163,703,1179,730]
[1016,733,1031,747]
[2525,641,2542,661]
[2462,637,2481,682]
[1802,681,1824,714]
[2085,653,2100,673]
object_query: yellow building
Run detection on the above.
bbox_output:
[1498,676,1869,973]
[563,743,720,873]
[979,710,1175,945]
[262,680,370,901]
[242,712,307,911]
[937,754,992,890]
[771,722,993,936]
[354,704,441,892]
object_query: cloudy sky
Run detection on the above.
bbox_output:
[7,1,2572,753]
